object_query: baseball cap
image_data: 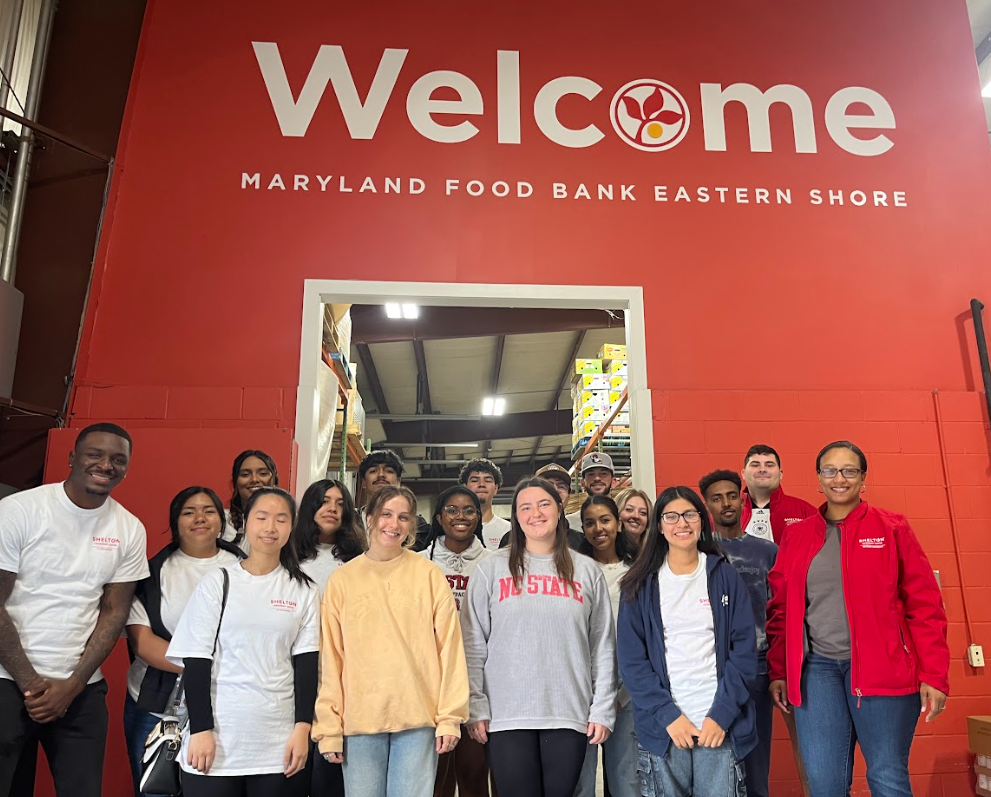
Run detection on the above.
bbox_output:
[536,463,572,489]
[580,452,614,474]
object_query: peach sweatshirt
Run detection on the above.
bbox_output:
[312,549,469,754]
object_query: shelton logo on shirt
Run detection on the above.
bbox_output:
[270,599,298,613]
[91,536,120,551]
[498,575,584,603]
[859,536,886,549]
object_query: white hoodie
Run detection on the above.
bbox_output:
[418,537,491,610]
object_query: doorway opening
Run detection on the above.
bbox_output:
[294,280,654,509]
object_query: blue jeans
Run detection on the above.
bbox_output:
[635,742,745,797]
[575,703,639,797]
[123,693,164,797]
[744,671,772,797]
[343,727,438,797]
[793,654,919,797]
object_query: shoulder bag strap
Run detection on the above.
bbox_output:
[167,567,232,717]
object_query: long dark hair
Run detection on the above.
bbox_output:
[229,450,279,542]
[577,495,639,564]
[169,486,227,546]
[242,487,312,585]
[621,486,722,601]
[426,485,483,560]
[508,477,575,590]
[293,479,365,564]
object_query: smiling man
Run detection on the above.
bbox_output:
[740,444,815,544]
[565,452,615,533]
[0,423,149,797]
[459,458,510,551]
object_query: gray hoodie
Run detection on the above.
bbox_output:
[418,537,490,610]
[461,549,618,734]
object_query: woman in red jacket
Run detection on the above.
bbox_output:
[767,441,949,797]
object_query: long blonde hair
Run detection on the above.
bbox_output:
[614,487,654,541]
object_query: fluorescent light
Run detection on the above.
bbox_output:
[482,397,506,416]
[983,79,991,98]
[402,303,419,319]
[385,303,402,318]
[446,443,479,449]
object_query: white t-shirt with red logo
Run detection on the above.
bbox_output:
[659,553,718,729]
[166,562,319,776]
[0,482,149,683]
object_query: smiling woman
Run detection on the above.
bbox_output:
[166,487,319,797]
[122,486,245,794]
[226,450,280,550]
[767,441,950,797]
[312,485,469,797]
[617,486,757,797]
[460,477,618,797]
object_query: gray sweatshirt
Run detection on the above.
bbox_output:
[461,549,618,733]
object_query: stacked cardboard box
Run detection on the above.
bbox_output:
[970,717,991,797]
[570,346,630,452]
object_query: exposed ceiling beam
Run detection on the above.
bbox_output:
[978,30,991,65]
[354,343,390,415]
[376,409,572,445]
[529,330,586,468]
[412,339,432,415]
[350,306,618,345]
[369,413,482,421]
[491,334,505,393]
[480,334,507,460]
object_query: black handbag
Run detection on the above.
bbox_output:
[139,568,230,796]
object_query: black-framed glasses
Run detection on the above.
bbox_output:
[660,510,701,524]
[442,506,479,519]
[818,468,863,479]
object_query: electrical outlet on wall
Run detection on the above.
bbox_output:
[968,644,985,668]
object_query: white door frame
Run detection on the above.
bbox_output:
[295,280,654,498]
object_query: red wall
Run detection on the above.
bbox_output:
[43,0,991,794]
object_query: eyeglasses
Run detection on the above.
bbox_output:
[442,506,479,519]
[660,510,701,525]
[818,468,864,479]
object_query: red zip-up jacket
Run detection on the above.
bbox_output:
[766,501,949,707]
[740,487,816,545]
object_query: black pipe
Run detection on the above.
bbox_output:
[971,299,991,425]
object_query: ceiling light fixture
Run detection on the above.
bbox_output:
[384,303,420,319]
[983,79,991,99]
[482,397,506,416]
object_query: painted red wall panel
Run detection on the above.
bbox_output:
[34,0,991,793]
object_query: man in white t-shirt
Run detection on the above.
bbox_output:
[0,423,149,797]
[459,457,510,550]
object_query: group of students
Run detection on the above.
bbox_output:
[0,423,950,797]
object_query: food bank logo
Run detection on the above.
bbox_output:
[610,81,689,152]
[252,43,895,157]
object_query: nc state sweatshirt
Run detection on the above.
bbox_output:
[461,549,617,733]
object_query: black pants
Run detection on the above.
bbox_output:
[280,741,343,797]
[182,771,292,797]
[0,678,108,797]
[486,729,586,797]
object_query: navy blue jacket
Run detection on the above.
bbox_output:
[617,552,758,760]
